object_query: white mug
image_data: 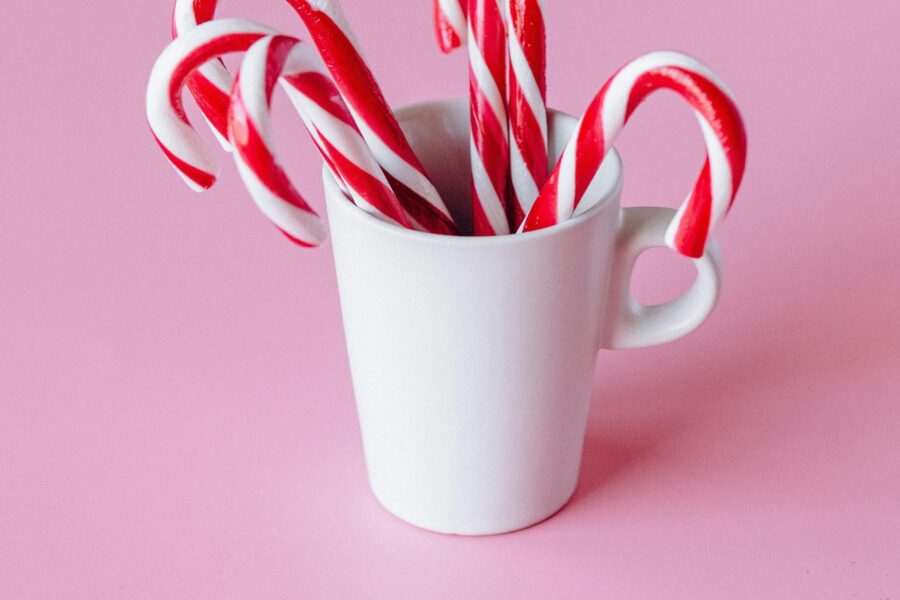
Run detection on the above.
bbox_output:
[324,99,722,535]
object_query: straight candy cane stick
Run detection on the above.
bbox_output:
[288,0,460,235]
[468,0,510,235]
[521,51,747,258]
[434,0,467,53]
[230,34,412,246]
[506,0,547,229]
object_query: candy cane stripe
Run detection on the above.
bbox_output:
[147,19,278,191]
[667,160,714,257]
[522,51,746,259]
[285,71,356,127]
[285,85,375,169]
[467,22,506,126]
[229,34,412,245]
[506,0,547,227]
[289,0,459,235]
[434,0,467,52]
[172,0,233,148]
[175,0,460,235]
[468,0,510,235]
[504,0,549,229]
[314,135,404,226]
[232,145,326,246]
[470,139,509,231]
[151,132,217,190]
[508,138,539,206]
[507,26,546,144]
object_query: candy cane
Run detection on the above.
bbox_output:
[521,51,747,258]
[171,0,232,149]
[506,0,547,229]
[147,18,276,192]
[468,0,510,235]
[434,0,467,53]
[229,34,411,245]
[171,0,338,167]
[148,19,345,246]
[287,0,460,236]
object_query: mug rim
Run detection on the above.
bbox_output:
[323,98,624,247]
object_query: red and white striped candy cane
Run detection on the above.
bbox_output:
[506,0,547,229]
[172,0,347,169]
[288,0,460,236]
[146,18,276,192]
[468,0,510,235]
[149,19,366,246]
[521,51,747,258]
[229,34,412,246]
[433,0,467,53]
[171,0,233,149]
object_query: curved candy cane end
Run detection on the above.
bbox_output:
[435,22,463,53]
[438,36,463,54]
[147,19,281,193]
[434,0,467,53]
[279,219,329,247]
[665,220,707,259]
[228,35,334,249]
[281,231,319,248]
[179,168,218,193]
[148,120,220,192]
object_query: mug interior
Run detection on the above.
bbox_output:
[394,98,621,236]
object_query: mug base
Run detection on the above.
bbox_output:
[367,479,579,536]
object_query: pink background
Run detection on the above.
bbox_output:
[2,1,899,597]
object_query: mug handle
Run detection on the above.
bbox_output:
[601,206,723,349]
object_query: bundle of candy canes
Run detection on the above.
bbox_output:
[148,0,746,258]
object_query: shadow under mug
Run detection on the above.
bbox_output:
[324,98,722,535]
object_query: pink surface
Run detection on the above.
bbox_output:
[1,1,898,597]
